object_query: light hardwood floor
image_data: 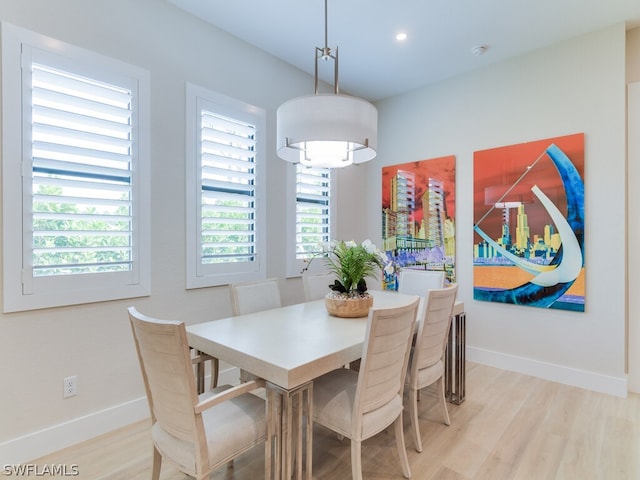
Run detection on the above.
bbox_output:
[31,362,640,479]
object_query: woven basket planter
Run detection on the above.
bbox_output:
[324,292,373,318]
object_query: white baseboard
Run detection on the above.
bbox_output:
[0,367,241,464]
[0,397,149,465]
[467,346,628,398]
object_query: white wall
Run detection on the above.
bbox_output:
[628,82,640,392]
[627,27,640,83]
[0,0,356,462]
[366,24,628,396]
[0,0,633,464]
[627,27,640,391]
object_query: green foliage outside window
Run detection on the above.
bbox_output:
[32,185,131,275]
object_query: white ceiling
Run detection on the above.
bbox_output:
[167,0,640,101]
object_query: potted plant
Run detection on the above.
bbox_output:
[323,239,386,317]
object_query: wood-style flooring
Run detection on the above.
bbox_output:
[31,362,640,479]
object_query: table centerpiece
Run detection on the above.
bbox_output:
[321,239,386,318]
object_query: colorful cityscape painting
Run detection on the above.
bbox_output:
[381,156,456,290]
[473,133,585,311]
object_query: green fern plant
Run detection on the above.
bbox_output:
[324,240,385,296]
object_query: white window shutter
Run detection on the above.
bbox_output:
[186,84,266,288]
[296,165,331,258]
[29,62,135,278]
[2,23,150,312]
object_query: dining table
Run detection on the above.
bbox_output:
[186,289,465,480]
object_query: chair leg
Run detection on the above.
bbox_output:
[394,415,411,479]
[351,439,363,480]
[151,446,162,480]
[409,387,422,453]
[438,376,451,426]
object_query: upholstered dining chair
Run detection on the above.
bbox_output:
[128,307,267,480]
[230,277,282,316]
[312,298,420,480]
[302,272,334,301]
[397,269,445,296]
[405,284,458,453]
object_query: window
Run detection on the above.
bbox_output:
[186,84,266,288]
[2,23,150,312]
[286,163,335,277]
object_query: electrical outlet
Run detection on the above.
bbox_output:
[63,375,78,398]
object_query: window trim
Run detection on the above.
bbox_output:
[185,83,267,289]
[1,22,151,312]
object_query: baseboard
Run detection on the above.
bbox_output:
[0,366,241,464]
[0,396,149,465]
[467,346,628,397]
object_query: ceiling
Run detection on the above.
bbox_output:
[167,0,640,101]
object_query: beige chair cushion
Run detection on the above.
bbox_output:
[152,387,266,473]
[313,368,404,440]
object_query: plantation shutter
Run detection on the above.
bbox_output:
[28,62,135,278]
[296,165,331,258]
[199,109,257,265]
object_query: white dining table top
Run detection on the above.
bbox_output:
[186,289,464,391]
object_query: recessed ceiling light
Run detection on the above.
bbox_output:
[396,32,407,42]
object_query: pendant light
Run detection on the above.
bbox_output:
[276,0,377,168]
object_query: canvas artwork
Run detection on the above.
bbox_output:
[473,133,585,311]
[381,155,456,290]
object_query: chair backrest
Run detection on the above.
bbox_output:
[411,284,458,373]
[397,269,445,296]
[128,307,201,443]
[302,272,334,301]
[354,298,420,419]
[230,278,282,316]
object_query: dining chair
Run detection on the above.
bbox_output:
[191,347,219,392]
[230,277,282,316]
[397,268,445,375]
[397,269,445,296]
[127,307,267,480]
[230,278,283,382]
[302,272,334,301]
[405,284,458,453]
[312,298,420,480]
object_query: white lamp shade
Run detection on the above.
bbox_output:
[277,93,377,167]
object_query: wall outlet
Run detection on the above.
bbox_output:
[63,375,78,398]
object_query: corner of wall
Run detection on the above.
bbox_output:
[627,26,640,83]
